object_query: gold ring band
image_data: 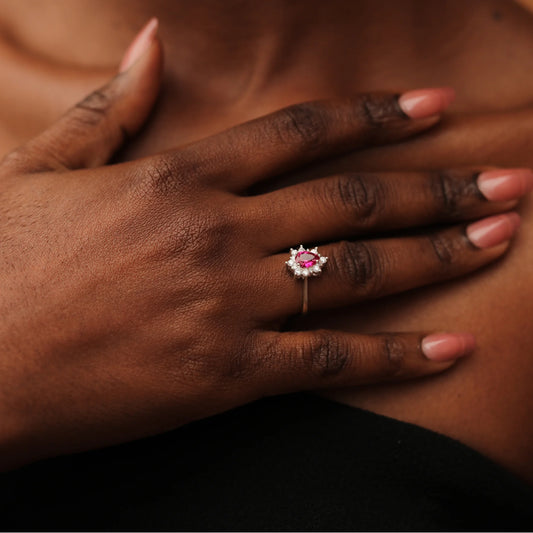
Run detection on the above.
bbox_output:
[285,245,328,314]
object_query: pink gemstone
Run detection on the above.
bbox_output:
[295,250,319,269]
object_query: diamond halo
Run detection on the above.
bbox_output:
[286,245,328,279]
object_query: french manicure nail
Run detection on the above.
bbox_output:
[466,213,521,249]
[398,88,456,119]
[477,168,533,202]
[119,17,159,73]
[422,333,476,362]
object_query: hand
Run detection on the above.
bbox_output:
[0,25,526,469]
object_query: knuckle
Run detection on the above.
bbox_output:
[136,154,194,197]
[68,87,126,151]
[332,173,382,226]
[353,93,403,128]
[144,158,178,195]
[429,169,478,219]
[426,231,461,267]
[381,335,406,375]
[74,89,114,127]
[333,240,385,294]
[274,102,328,150]
[303,331,349,378]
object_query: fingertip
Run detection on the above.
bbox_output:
[466,213,521,249]
[112,21,164,136]
[398,87,456,119]
[119,17,159,74]
[477,168,533,202]
[422,332,476,362]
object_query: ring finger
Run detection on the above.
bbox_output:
[260,213,520,318]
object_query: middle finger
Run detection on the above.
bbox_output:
[245,167,532,252]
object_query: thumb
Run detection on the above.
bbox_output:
[7,18,162,173]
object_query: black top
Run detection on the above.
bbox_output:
[1,393,532,531]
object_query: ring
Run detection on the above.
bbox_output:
[286,245,328,314]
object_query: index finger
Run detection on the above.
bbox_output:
[153,88,454,193]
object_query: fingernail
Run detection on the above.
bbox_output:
[477,168,533,202]
[398,88,456,119]
[119,17,159,73]
[422,333,476,362]
[466,213,521,249]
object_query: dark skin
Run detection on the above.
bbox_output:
[0,44,506,469]
[0,0,532,481]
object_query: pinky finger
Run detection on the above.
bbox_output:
[253,330,475,395]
